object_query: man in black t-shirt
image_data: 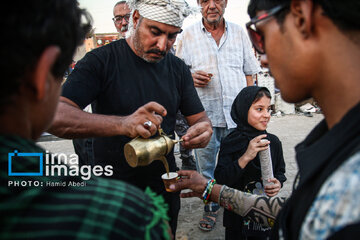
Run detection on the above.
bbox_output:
[49,0,212,235]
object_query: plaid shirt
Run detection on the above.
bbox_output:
[176,20,260,128]
[0,135,170,240]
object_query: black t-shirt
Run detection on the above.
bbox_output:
[62,39,204,192]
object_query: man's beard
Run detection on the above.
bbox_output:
[133,27,166,63]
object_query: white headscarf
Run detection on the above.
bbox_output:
[126,0,198,27]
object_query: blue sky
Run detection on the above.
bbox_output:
[78,0,251,33]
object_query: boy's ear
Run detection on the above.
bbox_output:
[32,46,61,100]
[291,0,314,39]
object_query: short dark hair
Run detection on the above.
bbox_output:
[248,0,360,33]
[1,0,91,107]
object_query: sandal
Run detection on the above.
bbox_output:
[198,210,218,231]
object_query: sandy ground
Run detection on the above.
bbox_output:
[38,113,323,240]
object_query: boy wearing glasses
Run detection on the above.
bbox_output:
[247,0,360,239]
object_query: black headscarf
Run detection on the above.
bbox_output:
[215,86,287,231]
[220,86,270,156]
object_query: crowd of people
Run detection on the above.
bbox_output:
[1,0,359,239]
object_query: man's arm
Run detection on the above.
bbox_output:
[172,170,286,228]
[194,183,285,223]
[246,75,254,86]
[181,111,212,149]
[48,97,167,139]
[216,185,286,226]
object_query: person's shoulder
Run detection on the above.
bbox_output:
[62,178,169,238]
[0,135,42,156]
[84,178,170,237]
[315,150,360,202]
[301,150,360,239]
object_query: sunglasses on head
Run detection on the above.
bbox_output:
[246,5,286,54]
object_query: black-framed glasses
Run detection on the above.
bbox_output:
[246,5,286,54]
[112,14,130,24]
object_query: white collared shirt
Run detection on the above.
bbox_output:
[176,20,260,128]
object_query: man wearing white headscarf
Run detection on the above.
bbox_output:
[127,0,194,27]
[49,0,212,236]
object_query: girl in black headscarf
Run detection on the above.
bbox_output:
[214,86,286,240]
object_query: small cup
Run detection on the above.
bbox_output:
[161,172,179,192]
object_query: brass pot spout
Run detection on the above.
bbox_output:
[124,129,181,168]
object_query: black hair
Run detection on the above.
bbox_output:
[253,88,271,104]
[316,0,360,32]
[248,0,360,33]
[0,0,92,107]
[248,0,290,25]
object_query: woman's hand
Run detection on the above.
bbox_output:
[264,178,281,197]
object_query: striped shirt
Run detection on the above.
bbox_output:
[176,20,260,128]
[0,135,170,240]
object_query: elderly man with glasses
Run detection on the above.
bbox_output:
[247,0,360,239]
[112,1,131,38]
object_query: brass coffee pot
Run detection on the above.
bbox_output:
[124,129,182,168]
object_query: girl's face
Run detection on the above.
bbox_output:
[247,96,271,131]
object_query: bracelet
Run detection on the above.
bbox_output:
[202,179,216,204]
[204,179,216,204]
[202,179,211,201]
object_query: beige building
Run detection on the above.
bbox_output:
[74,33,119,61]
